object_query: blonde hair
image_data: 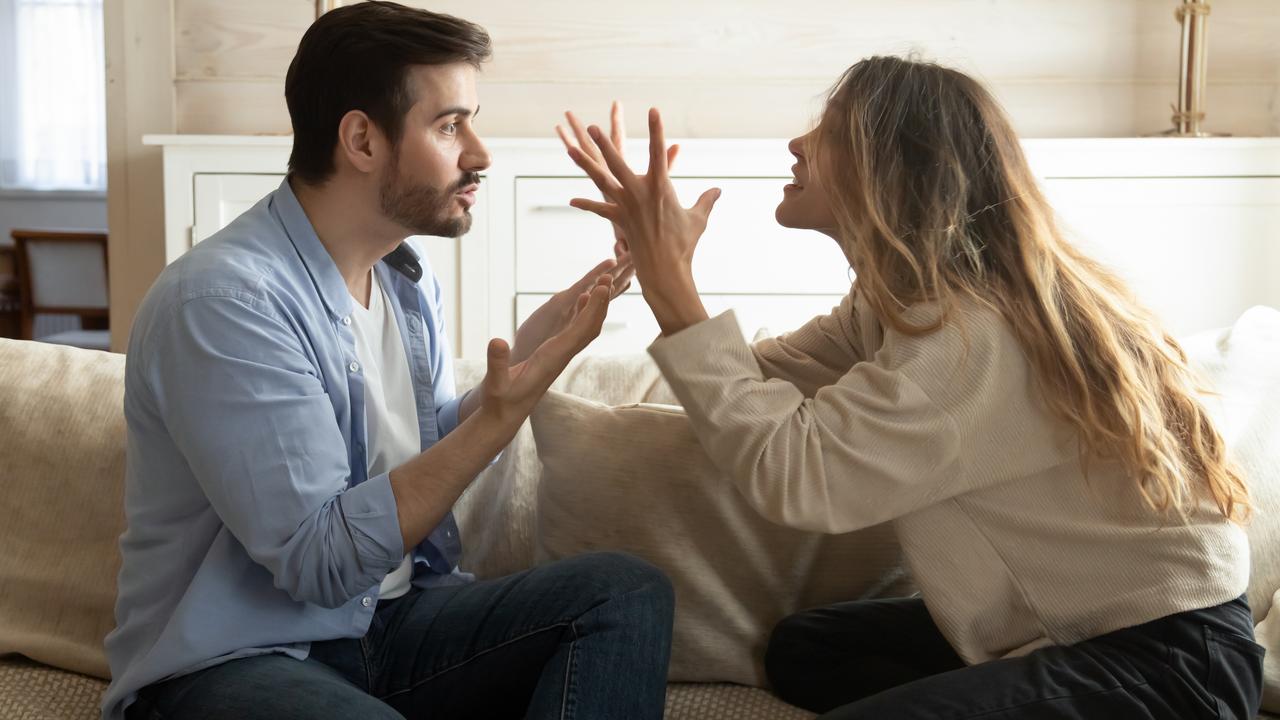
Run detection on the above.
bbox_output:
[813,56,1247,522]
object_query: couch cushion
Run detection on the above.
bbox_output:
[0,339,125,680]
[1181,307,1280,711]
[530,390,906,686]
[0,657,105,720]
[451,353,682,580]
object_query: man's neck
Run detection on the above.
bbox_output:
[290,175,405,302]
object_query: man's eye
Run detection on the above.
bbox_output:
[442,123,458,135]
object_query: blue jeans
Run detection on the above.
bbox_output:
[126,552,675,720]
[766,595,1264,719]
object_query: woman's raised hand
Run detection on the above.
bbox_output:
[561,107,720,334]
[556,101,678,260]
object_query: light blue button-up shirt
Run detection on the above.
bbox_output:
[102,180,473,720]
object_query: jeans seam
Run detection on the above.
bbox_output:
[378,621,573,702]
[951,680,1150,719]
[359,634,376,692]
[559,620,581,720]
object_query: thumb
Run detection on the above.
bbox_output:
[693,187,722,218]
[484,338,511,393]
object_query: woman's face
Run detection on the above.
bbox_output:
[775,126,839,236]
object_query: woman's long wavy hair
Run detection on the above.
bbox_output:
[813,56,1247,522]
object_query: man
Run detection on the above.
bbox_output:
[101,3,674,719]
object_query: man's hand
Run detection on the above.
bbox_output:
[480,273,614,426]
[511,257,632,365]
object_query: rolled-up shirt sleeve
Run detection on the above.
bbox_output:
[151,291,403,609]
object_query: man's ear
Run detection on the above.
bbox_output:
[335,109,383,175]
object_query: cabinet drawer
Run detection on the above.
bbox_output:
[515,177,852,295]
[516,293,845,357]
[1044,177,1280,335]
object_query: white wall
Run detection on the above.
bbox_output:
[0,194,107,249]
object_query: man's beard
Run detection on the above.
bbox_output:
[379,158,480,238]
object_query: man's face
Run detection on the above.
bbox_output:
[379,63,491,238]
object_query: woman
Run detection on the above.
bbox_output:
[559,57,1264,719]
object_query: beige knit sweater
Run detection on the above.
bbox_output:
[648,289,1248,664]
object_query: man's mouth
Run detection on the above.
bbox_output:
[456,181,480,208]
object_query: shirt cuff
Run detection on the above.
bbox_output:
[340,471,405,573]
[436,391,468,437]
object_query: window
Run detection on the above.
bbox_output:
[0,0,106,192]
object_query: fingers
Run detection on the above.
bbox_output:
[568,196,621,222]
[574,258,618,292]
[667,143,680,173]
[564,111,599,163]
[693,187,722,220]
[554,124,577,155]
[648,108,668,182]
[610,265,636,299]
[588,125,639,190]
[565,146,625,200]
[610,100,626,156]
[570,283,612,348]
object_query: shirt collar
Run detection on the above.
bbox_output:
[271,177,353,320]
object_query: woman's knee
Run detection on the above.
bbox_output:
[765,610,824,691]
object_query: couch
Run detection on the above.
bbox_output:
[1,306,1278,719]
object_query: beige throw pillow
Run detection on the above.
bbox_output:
[0,339,126,680]
[530,390,905,686]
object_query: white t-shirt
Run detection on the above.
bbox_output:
[350,270,419,601]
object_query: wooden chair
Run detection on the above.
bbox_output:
[11,229,110,350]
[0,245,19,338]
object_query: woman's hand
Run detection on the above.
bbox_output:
[564,108,719,336]
[556,101,680,262]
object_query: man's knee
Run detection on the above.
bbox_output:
[553,551,675,619]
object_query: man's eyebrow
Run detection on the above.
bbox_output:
[432,106,479,122]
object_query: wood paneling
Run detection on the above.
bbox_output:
[172,0,1280,138]
[105,0,177,352]
[175,76,1280,139]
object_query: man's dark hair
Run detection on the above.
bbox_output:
[284,1,491,185]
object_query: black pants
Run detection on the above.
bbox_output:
[765,595,1264,719]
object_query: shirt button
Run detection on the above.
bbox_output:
[341,316,351,326]
[445,530,454,539]
[406,316,419,333]
[349,361,360,373]
[361,597,372,608]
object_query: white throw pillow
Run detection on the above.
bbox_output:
[530,390,906,686]
[1181,306,1280,711]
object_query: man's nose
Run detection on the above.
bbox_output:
[462,132,492,172]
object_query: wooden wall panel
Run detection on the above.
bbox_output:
[171,0,1280,138]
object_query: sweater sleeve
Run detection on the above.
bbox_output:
[750,290,864,397]
[649,310,966,534]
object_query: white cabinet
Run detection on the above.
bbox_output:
[147,135,1280,358]
[1044,177,1280,335]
